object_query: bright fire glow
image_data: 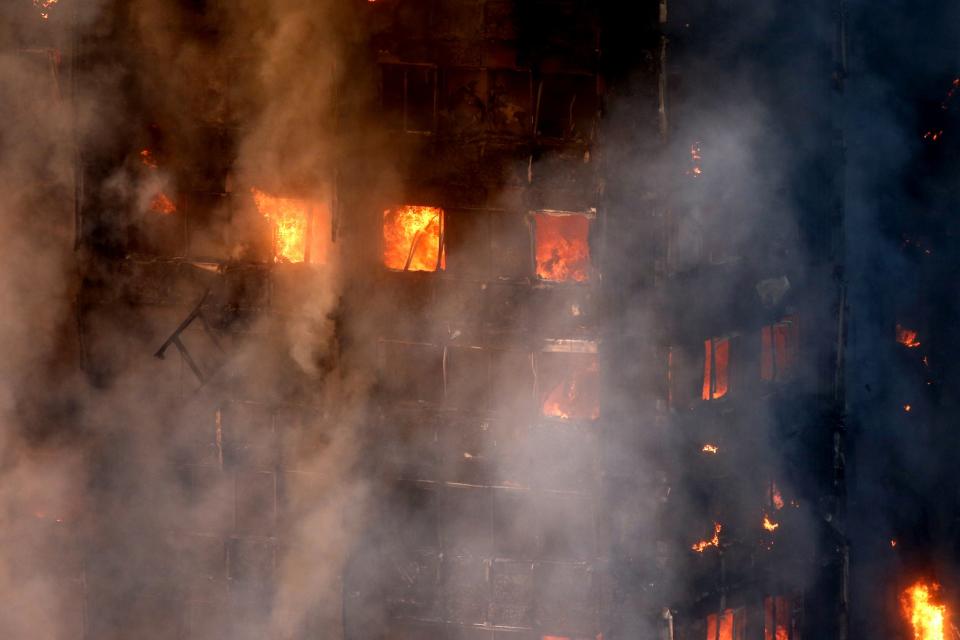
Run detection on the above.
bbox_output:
[764,596,792,640]
[33,0,58,19]
[703,337,730,400]
[533,213,591,282]
[149,192,176,215]
[702,443,719,454]
[901,581,947,640]
[897,324,921,348]
[542,356,600,421]
[706,608,742,640]
[251,188,311,264]
[692,522,722,552]
[382,205,445,272]
[762,514,780,532]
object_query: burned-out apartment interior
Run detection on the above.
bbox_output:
[4,0,960,638]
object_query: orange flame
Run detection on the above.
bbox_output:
[897,324,921,348]
[691,522,722,552]
[891,539,898,548]
[764,596,792,640]
[702,443,719,454]
[33,0,58,19]
[706,608,740,640]
[140,148,177,215]
[149,192,176,215]
[533,213,591,282]
[251,188,311,264]
[542,357,599,421]
[762,514,780,532]
[382,206,445,272]
[901,581,947,640]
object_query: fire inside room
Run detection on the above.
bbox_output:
[4,1,960,639]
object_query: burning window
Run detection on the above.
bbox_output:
[764,596,800,640]
[251,188,331,265]
[761,316,799,382]
[702,337,730,400]
[381,64,437,134]
[706,608,746,640]
[538,344,599,421]
[533,211,592,283]
[383,205,445,272]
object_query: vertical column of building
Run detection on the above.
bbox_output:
[654,2,847,639]
[350,2,609,639]
[74,2,342,636]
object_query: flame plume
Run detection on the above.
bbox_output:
[902,581,947,640]
[897,324,921,348]
[382,206,445,272]
[533,213,591,282]
[251,188,310,264]
[691,522,722,552]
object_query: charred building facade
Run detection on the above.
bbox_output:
[4,0,960,639]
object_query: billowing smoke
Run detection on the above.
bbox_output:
[5,0,959,638]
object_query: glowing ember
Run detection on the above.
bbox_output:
[897,324,921,348]
[33,0,59,19]
[533,213,591,282]
[901,581,947,640]
[382,205,445,272]
[542,356,600,421]
[891,539,898,548]
[688,141,703,177]
[770,482,784,510]
[149,192,176,215]
[691,522,722,552]
[762,514,780,532]
[140,148,159,169]
[251,188,311,264]
[904,404,912,413]
[702,443,719,454]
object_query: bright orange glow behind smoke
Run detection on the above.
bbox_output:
[902,581,947,640]
[542,356,599,421]
[703,338,730,400]
[764,596,791,640]
[692,522,722,553]
[251,188,311,264]
[149,192,176,215]
[33,0,59,19]
[383,206,445,272]
[897,324,921,348]
[706,608,742,640]
[702,443,719,454]
[140,148,177,215]
[533,213,591,282]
